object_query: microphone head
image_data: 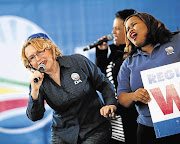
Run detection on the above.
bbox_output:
[107,35,114,41]
[83,46,90,51]
[38,63,46,73]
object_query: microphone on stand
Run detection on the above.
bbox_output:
[83,35,114,51]
[34,63,46,83]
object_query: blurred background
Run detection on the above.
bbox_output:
[0,0,179,143]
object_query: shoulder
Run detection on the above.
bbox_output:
[67,54,86,59]
[121,56,136,70]
[61,54,86,61]
[123,56,132,64]
[62,54,91,66]
[160,32,180,49]
[170,32,180,43]
[71,54,86,59]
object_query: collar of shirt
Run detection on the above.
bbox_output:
[132,43,160,57]
[56,56,71,68]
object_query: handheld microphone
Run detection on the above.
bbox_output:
[83,35,114,51]
[34,63,46,83]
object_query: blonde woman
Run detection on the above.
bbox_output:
[21,33,117,144]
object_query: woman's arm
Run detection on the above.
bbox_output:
[82,54,117,105]
[118,88,151,107]
[26,71,46,121]
[117,58,151,107]
[26,87,45,121]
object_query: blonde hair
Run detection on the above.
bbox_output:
[21,37,62,71]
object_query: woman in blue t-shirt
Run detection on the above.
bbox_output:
[117,12,180,144]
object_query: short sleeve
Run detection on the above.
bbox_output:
[117,58,132,96]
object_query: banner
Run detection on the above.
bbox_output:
[0,83,52,144]
[141,62,180,138]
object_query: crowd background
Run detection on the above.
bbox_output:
[0,0,179,143]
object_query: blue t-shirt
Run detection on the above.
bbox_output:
[117,33,180,127]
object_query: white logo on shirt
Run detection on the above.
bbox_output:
[165,46,174,55]
[71,73,82,85]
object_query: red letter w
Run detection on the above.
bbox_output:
[150,84,180,115]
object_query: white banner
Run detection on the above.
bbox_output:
[141,62,180,138]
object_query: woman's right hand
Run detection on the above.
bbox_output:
[132,88,151,104]
[30,71,44,100]
[97,36,108,50]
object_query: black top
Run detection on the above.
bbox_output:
[26,54,117,144]
[96,44,125,92]
[96,44,138,116]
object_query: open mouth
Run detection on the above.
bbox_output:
[40,60,47,65]
[114,35,118,40]
[130,32,137,40]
